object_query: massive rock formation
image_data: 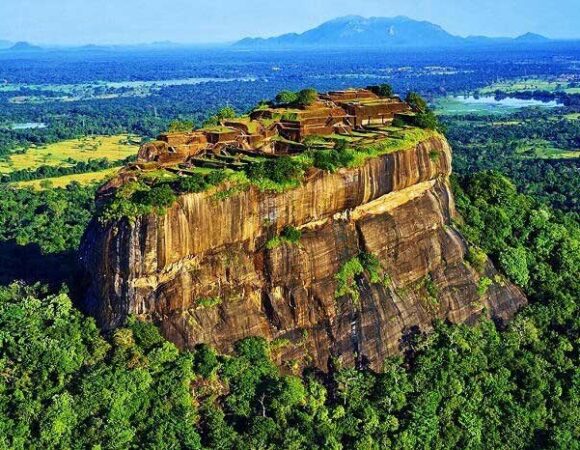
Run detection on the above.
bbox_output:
[80,134,526,371]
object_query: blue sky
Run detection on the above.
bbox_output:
[1,0,579,45]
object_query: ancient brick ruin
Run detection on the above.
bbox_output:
[136,88,412,167]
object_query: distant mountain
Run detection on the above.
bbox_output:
[515,32,550,43]
[235,16,551,49]
[8,41,42,51]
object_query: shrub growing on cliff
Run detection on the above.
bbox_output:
[406,91,429,113]
[266,225,302,249]
[274,88,317,108]
[168,119,194,133]
[264,157,303,184]
[205,169,229,186]
[243,156,303,191]
[404,91,441,131]
[467,246,488,273]
[133,183,176,210]
[477,276,493,295]
[335,252,391,302]
[197,296,222,309]
[178,173,208,193]
[414,110,440,131]
[367,83,394,97]
[275,90,299,105]
[335,257,365,302]
[295,88,318,107]
[100,181,177,222]
[311,143,355,172]
[359,252,383,284]
[99,180,153,222]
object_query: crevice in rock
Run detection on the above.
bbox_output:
[261,290,283,331]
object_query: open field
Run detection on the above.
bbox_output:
[564,112,580,121]
[479,78,580,95]
[12,167,121,190]
[514,138,580,160]
[0,135,139,174]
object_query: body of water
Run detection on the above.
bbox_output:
[437,95,560,115]
[455,95,559,108]
[10,122,47,130]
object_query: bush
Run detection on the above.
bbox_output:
[335,257,365,302]
[197,296,222,309]
[217,106,237,120]
[312,146,355,172]
[206,169,229,186]
[244,157,302,185]
[392,116,406,128]
[168,120,194,133]
[429,149,440,162]
[244,161,267,180]
[193,344,219,378]
[467,247,488,273]
[405,92,428,113]
[499,246,530,287]
[477,277,493,296]
[275,90,298,105]
[280,225,301,243]
[360,252,382,284]
[367,84,394,97]
[133,183,176,210]
[266,226,302,249]
[178,173,207,193]
[264,157,302,184]
[295,88,318,107]
[234,336,271,363]
[414,110,440,130]
[202,107,236,127]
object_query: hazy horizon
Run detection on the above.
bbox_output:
[1,0,579,46]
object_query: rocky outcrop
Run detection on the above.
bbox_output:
[80,134,526,371]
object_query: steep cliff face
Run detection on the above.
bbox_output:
[80,135,526,371]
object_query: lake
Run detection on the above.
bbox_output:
[435,95,559,115]
[11,122,47,130]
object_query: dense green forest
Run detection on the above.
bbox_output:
[0,171,578,449]
[0,183,95,286]
[443,107,580,213]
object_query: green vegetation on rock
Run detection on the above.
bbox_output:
[335,252,391,303]
[266,226,302,250]
[367,84,394,97]
[274,88,318,108]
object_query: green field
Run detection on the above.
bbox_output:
[514,138,580,160]
[0,135,139,174]
[480,78,580,95]
[12,167,122,190]
[434,97,506,115]
[564,112,580,121]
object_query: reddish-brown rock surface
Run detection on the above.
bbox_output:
[80,134,526,371]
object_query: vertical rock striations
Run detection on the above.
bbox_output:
[80,134,526,371]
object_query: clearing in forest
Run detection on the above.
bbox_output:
[0,135,139,174]
[12,167,122,190]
